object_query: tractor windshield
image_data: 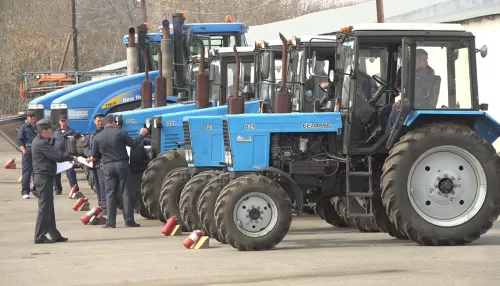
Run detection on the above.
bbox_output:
[190,34,246,56]
[209,60,221,101]
[338,39,356,109]
[257,58,282,103]
[226,62,254,98]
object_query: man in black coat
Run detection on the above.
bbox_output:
[51,116,79,195]
[32,119,75,244]
[88,115,148,228]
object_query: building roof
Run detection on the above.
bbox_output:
[246,0,499,42]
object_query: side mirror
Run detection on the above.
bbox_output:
[186,27,194,47]
[261,52,271,79]
[291,50,299,73]
[309,51,317,75]
[368,57,376,63]
[453,49,459,60]
[329,70,335,82]
[480,45,488,58]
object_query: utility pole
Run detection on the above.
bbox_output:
[140,0,148,26]
[376,0,385,23]
[71,0,79,71]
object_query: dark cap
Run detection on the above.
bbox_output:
[102,114,116,125]
[416,48,428,57]
[94,113,105,120]
[26,110,37,117]
[59,116,67,121]
[36,118,52,132]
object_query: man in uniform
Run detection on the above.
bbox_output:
[51,116,79,195]
[83,114,106,213]
[88,115,148,228]
[17,111,38,199]
[32,119,75,244]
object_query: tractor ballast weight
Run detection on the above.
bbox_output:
[141,50,153,109]
[161,20,174,98]
[154,45,167,107]
[273,33,292,114]
[228,46,244,115]
[195,41,210,109]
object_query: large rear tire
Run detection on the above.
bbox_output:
[131,171,154,219]
[214,175,292,251]
[381,123,500,245]
[179,170,221,232]
[316,198,350,227]
[196,173,230,243]
[141,149,186,221]
[158,167,192,231]
[332,196,379,232]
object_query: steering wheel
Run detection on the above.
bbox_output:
[371,75,389,87]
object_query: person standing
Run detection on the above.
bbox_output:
[32,119,75,244]
[17,111,38,199]
[51,116,79,195]
[83,114,106,214]
[88,115,148,228]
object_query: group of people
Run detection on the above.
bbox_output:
[17,111,148,244]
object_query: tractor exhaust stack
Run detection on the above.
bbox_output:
[172,13,186,101]
[127,28,138,75]
[141,50,153,109]
[196,41,210,109]
[155,45,167,107]
[161,20,174,99]
[228,46,244,114]
[273,33,292,113]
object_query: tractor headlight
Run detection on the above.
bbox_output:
[145,118,152,129]
[185,149,193,163]
[153,118,160,129]
[224,150,232,166]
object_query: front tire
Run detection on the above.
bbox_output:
[141,149,186,221]
[179,170,222,232]
[382,123,500,245]
[158,167,192,231]
[214,175,292,251]
[196,173,231,243]
[332,196,379,232]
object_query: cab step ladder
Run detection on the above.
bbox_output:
[345,155,374,218]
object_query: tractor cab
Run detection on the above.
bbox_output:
[333,24,489,154]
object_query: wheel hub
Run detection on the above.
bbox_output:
[408,146,487,227]
[233,192,278,238]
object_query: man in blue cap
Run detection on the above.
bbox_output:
[32,118,75,244]
[17,110,38,199]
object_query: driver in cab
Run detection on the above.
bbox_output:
[380,48,435,134]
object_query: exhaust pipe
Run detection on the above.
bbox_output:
[172,13,186,101]
[196,41,210,109]
[127,28,138,75]
[273,33,292,113]
[155,45,167,107]
[228,46,244,114]
[161,20,174,98]
[141,50,153,109]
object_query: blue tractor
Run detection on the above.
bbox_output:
[211,23,499,251]
[139,43,263,222]
[170,34,352,239]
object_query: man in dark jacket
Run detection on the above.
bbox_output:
[32,119,75,244]
[83,114,106,212]
[17,111,38,199]
[88,115,148,228]
[51,116,79,195]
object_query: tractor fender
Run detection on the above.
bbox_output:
[255,166,303,215]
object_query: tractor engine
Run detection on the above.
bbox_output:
[270,133,343,178]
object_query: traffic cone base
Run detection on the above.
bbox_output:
[166,225,182,236]
[190,236,209,249]
[77,202,90,211]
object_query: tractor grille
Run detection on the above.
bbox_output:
[222,119,230,151]
[163,133,180,151]
[183,121,191,149]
